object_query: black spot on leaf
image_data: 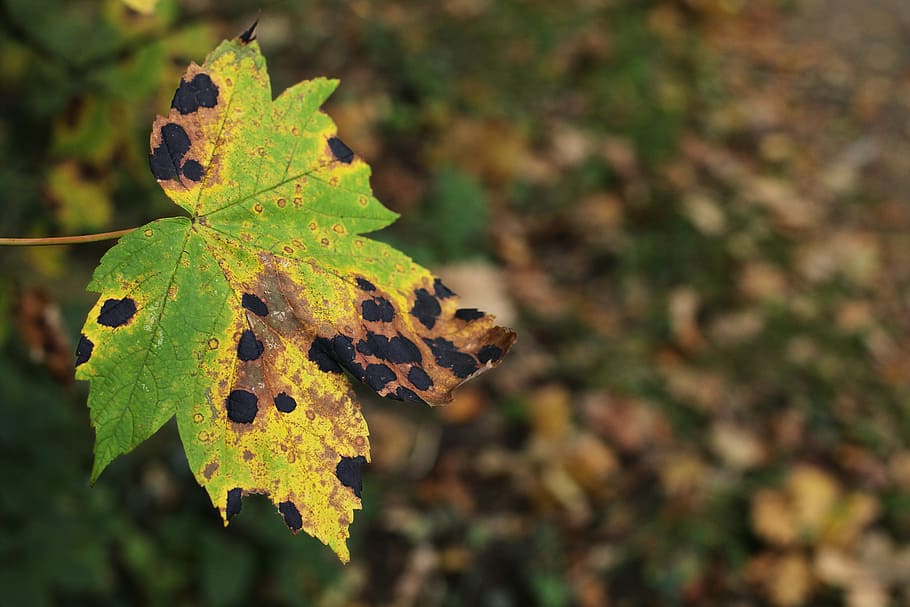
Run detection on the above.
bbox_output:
[161,123,190,156]
[407,366,433,390]
[274,392,297,413]
[307,337,342,374]
[308,334,366,379]
[335,455,366,498]
[75,334,93,366]
[328,137,354,163]
[278,501,302,532]
[434,278,455,299]
[332,334,356,362]
[355,337,374,356]
[411,288,441,329]
[226,389,258,424]
[477,344,504,364]
[423,337,478,378]
[356,332,421,365]
[149,146,178,180]
[386,335,422,364]
[384,337,416,362]
[364,363,396,391]
[355,277,376,291]
[237,329,264,361]
[149,123,191,181]
[455,308,485,321]
[333,335,365,380]
[98,297,137,327]
[241,293,268,317]
[171,73,219,115]
[394,387,424,403]
[226,488,242,519]
[182,159,204,181]
[361,297,394,322]
[343,360,365,380]
[333,335,357,364]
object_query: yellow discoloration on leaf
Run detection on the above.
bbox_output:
[78,33,515,562]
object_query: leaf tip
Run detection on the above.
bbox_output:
[89,456,109,486]
[237,18,259,45]
[333,542,351,563]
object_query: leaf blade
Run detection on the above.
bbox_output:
[80,35,516,560]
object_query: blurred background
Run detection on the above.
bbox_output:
[2,0,910,605]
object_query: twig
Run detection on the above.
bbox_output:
[0,228,136,246]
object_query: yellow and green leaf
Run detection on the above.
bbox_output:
[76,30,515,561]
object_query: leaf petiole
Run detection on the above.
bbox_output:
[0,228,137,246]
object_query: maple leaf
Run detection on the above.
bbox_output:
[74,28,515,561]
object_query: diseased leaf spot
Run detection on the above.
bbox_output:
[274,392,297,413]
[308,334,366,379]
[355,277,376,292]
[407,366,433,390]
[241,293,268,317]
[394,387,424,403]
[388,335,422,364]
[364,363,396,391]
[237,329,264,361]
[75,334,93,366]
[332,335,356,361]
[477,344,504,364]
[149,123,191,181]
[279,501,303,532]
[226,389,258,424]
[455,308,485,321]
[434,278,455,299]
[328,136,354,163]
[335,455,366,498]
[308,337,343,374]
[355,337,373,356]
[423,338,478,378]
[171,73,219,115]
[226,488,243,520]
[332,334,365,380]
[98,297,137,328]
[182,159,204,181]
[149,148,177,180]
[361,297,394,322]
[359,333,422,364]
[411,288,441,329]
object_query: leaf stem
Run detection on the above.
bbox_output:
[0,227,136,246]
